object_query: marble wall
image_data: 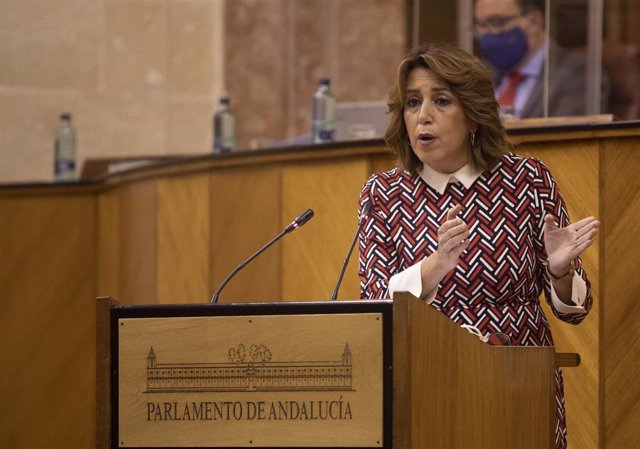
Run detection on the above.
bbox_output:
[225,0,406,150]
[0,0,406,183]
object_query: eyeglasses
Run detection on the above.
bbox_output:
[461,324,512,346]
[473,14,522,35]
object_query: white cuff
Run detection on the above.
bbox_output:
[550,272,588,314]
[389,260,438,304]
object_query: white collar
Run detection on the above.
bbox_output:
[418,162,482,194]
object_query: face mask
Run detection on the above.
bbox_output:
[478,26,529,73]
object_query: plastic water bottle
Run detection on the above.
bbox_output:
[213,97,235,153]
[312,78,336,144]
[54,112,76,181]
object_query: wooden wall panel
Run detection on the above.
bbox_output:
[281,158,370,301]
[98,190,120,299]
[118,181,158,304]
[603,138,640,449]
[371,150,396,174]
[157,174,211,303]
[210,166,281,303]
[0,194,97,449]
[519,141,600,449]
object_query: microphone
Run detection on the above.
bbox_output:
[284,208,314,232]
[210,209,314,304]
[329,201,372,301]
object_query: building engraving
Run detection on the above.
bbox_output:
[146,344,353,393]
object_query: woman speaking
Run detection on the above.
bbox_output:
[358,43,599,449]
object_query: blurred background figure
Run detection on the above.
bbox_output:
[473,0,610,119]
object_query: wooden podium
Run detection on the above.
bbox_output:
[97,294,574,449]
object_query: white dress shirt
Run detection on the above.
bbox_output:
[494,46,545,119]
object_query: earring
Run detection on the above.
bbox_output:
[470,131,476,148]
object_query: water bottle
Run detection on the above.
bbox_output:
[213,97,235,153]
[312,78,336,144]
[54,112,76,181]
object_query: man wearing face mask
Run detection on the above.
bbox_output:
[474,0,610,119]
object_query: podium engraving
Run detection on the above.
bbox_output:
[146,344,354,393]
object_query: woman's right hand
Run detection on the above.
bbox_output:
[419,204,470,298]
[434,204,470,273]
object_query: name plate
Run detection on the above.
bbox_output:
[116,312,384,447]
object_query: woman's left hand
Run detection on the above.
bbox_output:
[543,214,600,276]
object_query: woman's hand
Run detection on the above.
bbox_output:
[419,204,470,299]
[543,214,600,276]
[432,204,470,274]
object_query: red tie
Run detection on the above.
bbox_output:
[497,72,525,107]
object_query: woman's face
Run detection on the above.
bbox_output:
[403,67,475,173]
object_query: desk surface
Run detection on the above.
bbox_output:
[2,119,639,193]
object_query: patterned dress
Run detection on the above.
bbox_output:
[358,153,592,449]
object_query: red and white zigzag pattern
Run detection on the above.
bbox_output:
[358,154,592,449]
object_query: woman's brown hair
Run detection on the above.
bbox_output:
[384,43,512,173]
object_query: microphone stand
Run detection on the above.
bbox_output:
[210,229,287,304]
[210,209,314,304]
[330,202,372,301]
[329,231,359,301]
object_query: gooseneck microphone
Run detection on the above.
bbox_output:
[210,209,314,304]
[329,201,372,301]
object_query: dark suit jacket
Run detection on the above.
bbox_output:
[493,43,611,118]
